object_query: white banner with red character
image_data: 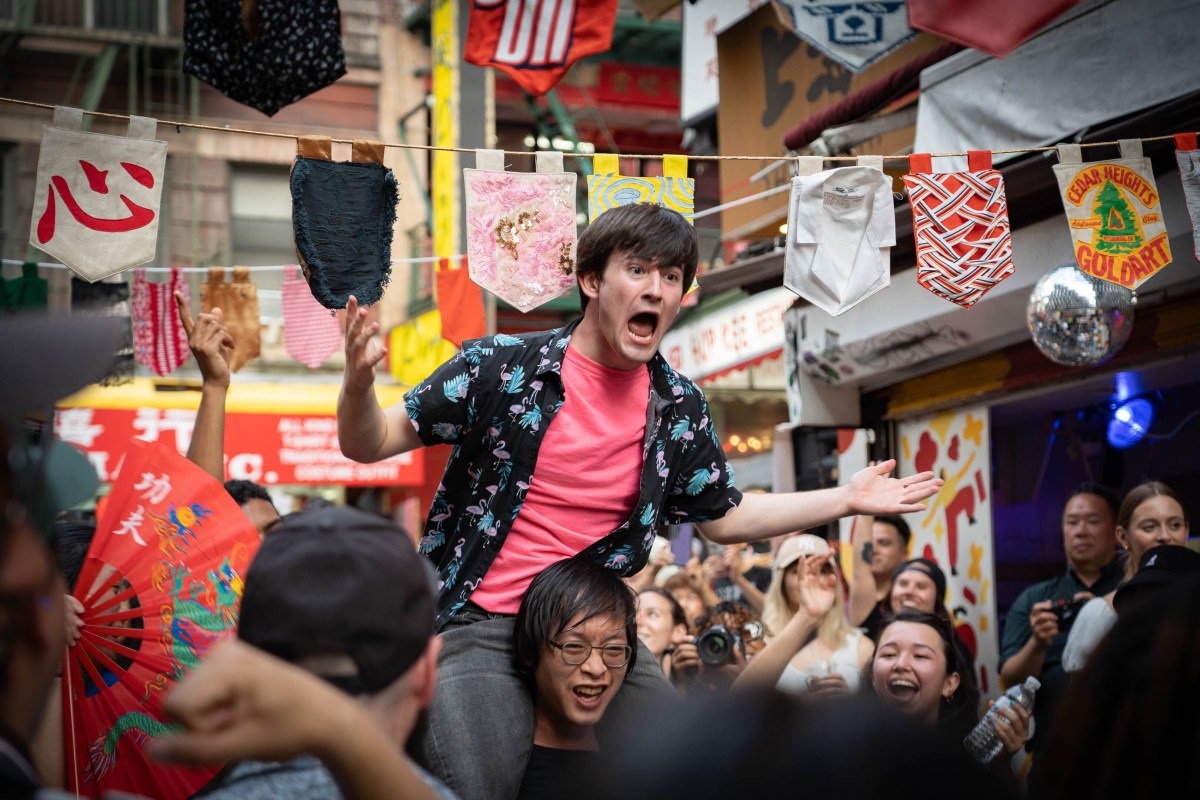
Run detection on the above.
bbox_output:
[29,106,166,282]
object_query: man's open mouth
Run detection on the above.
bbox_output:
[628,312,659,341]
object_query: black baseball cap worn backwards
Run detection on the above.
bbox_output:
[237,505,437,694]
[1114,545,1200,616]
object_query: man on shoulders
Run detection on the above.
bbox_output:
[337,203,942,800]
[998,482,1123,755]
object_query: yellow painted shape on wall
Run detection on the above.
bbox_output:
[389,310,459,386]
[963,414,985,447]
[922,450,976,526]
[969,542,984,582]
[928,410,955,443]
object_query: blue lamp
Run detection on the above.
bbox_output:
[1107,398,1154,449]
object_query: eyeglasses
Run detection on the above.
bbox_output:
[549,640,633,668]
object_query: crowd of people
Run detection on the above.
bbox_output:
[2,204,1198,800]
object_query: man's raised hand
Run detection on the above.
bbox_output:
[343,295,388,393]
[175,290,234,389]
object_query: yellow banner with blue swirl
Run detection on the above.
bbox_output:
[587,153,694,224]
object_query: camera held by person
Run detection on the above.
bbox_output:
[1048,597,1087,632]
[694,619,765,665]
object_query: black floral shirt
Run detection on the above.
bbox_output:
[403,319,742,628]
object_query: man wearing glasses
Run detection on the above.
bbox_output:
[511,557,638,799]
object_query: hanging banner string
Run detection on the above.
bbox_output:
[0,256,464,272]
[0,95,1186,163]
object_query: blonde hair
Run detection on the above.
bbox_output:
[762,556,856,650]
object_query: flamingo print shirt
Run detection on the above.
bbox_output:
[403,318,741,629]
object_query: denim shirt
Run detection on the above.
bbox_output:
[403,319,742,628]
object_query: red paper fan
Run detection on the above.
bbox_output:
[63,438,259,798]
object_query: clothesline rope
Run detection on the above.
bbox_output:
[1,256,463,271]
[0,95,1185,163]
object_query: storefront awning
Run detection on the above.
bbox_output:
[913,0,1197,165]
[662,286,794,383]
[56,379,421,487]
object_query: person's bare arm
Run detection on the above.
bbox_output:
[176,292,235,483]
[698,461,941,544]
[733,555,834,690]
[152,640,438,800]
[337,295,423,462]
[626,545,673,593]
[847,515,878,627]
[725,547,765,612]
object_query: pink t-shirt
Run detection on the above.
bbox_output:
[470,343,649,613]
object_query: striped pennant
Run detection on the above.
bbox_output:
[587,153,694,223]
[903,151,1014,308]
[132,268,190,376]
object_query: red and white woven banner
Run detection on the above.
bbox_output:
[904,151,1014,308]
[132,268,190,376]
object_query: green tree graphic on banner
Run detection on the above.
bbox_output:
[1092,180,1143,254]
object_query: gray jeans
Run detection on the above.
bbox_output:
[413,615,678,800]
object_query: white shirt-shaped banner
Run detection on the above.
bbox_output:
[784,155,895,317]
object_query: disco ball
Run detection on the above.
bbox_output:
[1026,264,1135,367]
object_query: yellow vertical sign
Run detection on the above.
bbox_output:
[431,0,459,258]
[389,309,460,386]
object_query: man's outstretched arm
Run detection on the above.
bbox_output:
[337,296,424,462]
[697,460,941,545]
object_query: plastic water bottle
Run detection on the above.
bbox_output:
[963,676,1040,764]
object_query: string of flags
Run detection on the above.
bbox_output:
[173,1,1084,105]
[10,99,1200,378]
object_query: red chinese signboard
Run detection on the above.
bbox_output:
[54,406,423,487]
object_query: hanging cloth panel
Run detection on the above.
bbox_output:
[200,267,261,373]
[775,0,918,73]
[903,151,1014,308]
[464,149,578,313]
[1173,133,1200,264]
[281,264,342,368]
[464,0,619,96]
[587,154,694,223]
[71,276,134,386]
[1052,139,1173,290]
[182,0,347,117]
[907,0,1081,58]
[132,268,191,376]
[291,136,398,310]
[5,262,50,310]
[30,106,167,282]
[784,155,895,316]
[436,257,487,348]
